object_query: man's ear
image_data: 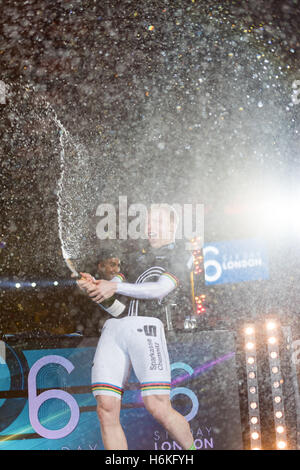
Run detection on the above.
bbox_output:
[97,261,103,271]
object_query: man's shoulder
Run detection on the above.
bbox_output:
[123,243,193,279]
[154,243,193,278]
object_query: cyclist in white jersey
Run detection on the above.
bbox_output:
[78,205,195,450]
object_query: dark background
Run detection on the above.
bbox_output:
[0,0,300,336]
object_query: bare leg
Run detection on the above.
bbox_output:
[143,394,194,450]
[96,395,128,450]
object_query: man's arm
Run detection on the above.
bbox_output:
[116,273,178,300]
[84,272,178,304]
[77,272,125,302]
[77,272,124,289]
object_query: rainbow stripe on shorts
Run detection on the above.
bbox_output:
[140,381,171,393]
[92,382,123,397]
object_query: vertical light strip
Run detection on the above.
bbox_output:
[244,324,262,450]
[190,237,206,315]
[266,319,288,450]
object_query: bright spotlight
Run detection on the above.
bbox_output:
[268,337,277,345]
[250,402,258,410]
[266,321,277,331]
[277,440,287,449]
[245,326,255,335]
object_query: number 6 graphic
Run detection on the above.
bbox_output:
[170,362,199,422]
[28,355,80,439]
[203,245,222,283]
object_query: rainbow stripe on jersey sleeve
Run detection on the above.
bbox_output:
[113,273,125,282]
[161,272,179,287]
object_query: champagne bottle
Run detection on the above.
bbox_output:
[99,296,126,317]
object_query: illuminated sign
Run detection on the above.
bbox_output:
[0,331,243,450]
[203,238,269,285]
